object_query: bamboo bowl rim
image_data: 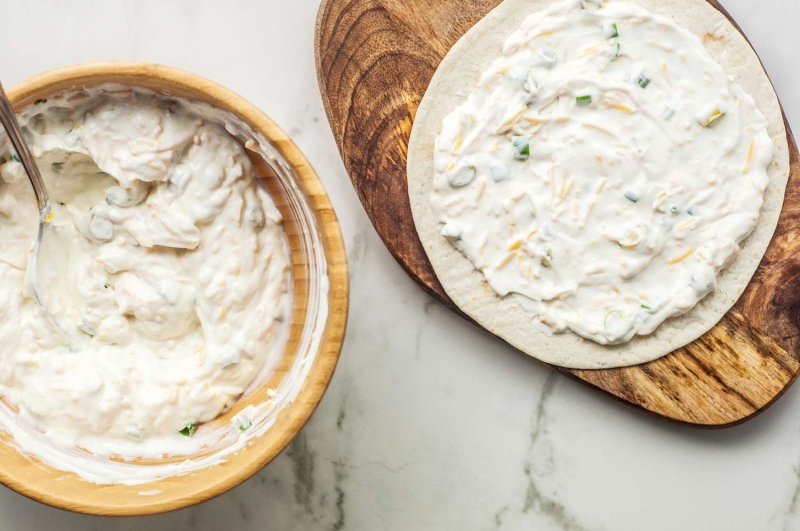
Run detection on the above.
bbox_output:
[0,61,349,516]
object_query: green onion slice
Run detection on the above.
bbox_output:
[52,162,65,171]
[512,136,530,159]
[521,70,537,93]
[576,94,592,106]
[540,249,553,268]
[604,310,625,330]
[179,421,197,437]
[448,164,477,187]
[624,190,640,203]
[637,75,651,89]
[603,21,619,39]
[539,50,557,69]
[490,161,510,182]
[233,413,252,432]
[441,222,463,242]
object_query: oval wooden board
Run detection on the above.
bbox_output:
[315,0,800,426]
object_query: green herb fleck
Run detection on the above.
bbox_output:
[179,421,197,437]
[637,75,651,89]
[604,21,619,39]
[233,414,252,432]
[78,320,96,337]
[540,249,553,268]
[576,94,592,106]
[521,70,536,92]
[512,136,530,160]
[640,304,651,310]
[624,190,640,203]
[687,206,697,216]
[34,99,47,105]
[10,153,20,163]
[670,206,679,214]
[52,162,65,171]
[613,43,621,58]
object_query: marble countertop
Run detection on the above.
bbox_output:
[1,0,800,529]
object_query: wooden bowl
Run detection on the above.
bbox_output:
[0,62,349,515]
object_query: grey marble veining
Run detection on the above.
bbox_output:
[0,0,799,529]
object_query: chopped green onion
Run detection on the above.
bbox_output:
[490,161,510,182]
[521,70,537,93]
[512,136,530,159]
[637,75,651,89]
[612,43,620,59]
[670,206,679,214]
[539,50,558,69]
[179,421,197,437]
[52,162,65,171]
[541,249,553,268]
[624,190,640,203]
[640,304,651,310]
[687,206,697,216]
[233,413,252,432]
[441,222,462,242]
[34,99,47,105]
[576,94,592,106]
[603,21,619,39]
[10,152,20,163]
[220,348,241,369]
[78,320,96,337]
[127,427,144,440]
[448,164,477,187]
[604,310,625,330]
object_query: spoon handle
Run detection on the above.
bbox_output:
[0,80,48,211]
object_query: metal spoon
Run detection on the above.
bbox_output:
[0,81,72,341]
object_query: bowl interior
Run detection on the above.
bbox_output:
[0,62,348,515]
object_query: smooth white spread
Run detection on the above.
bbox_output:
[432,0,774,344]
[0,87,292,472]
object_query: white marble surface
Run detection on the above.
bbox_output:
[0,0,799,529]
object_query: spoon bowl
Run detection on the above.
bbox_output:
[0,81,76,342]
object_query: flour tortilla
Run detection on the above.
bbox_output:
[407,0,790,369]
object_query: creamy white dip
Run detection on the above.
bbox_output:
[432,0,774,344]
[0,87,291,464]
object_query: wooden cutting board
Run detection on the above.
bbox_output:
[315,0,800,426]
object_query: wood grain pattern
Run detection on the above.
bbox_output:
[315,0,800,426]
[0,62,349,515]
